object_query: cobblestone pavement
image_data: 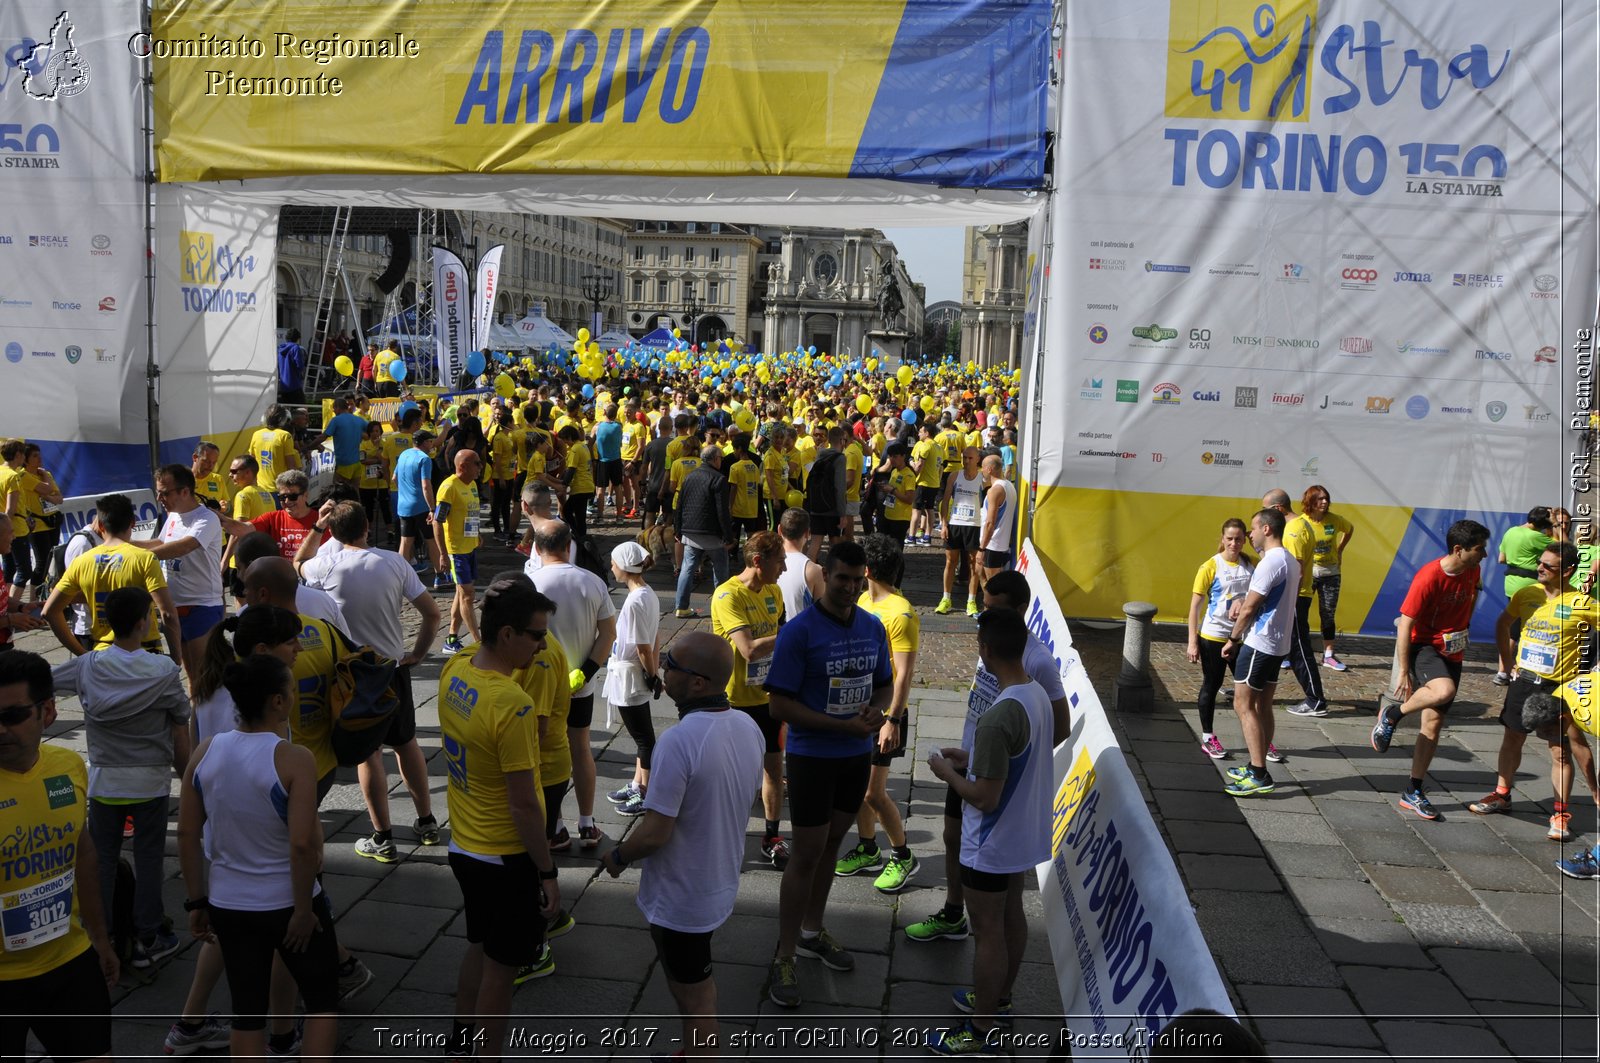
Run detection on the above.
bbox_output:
[15,515,1600,1058]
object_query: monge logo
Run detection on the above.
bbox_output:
[1164,1,1317,122]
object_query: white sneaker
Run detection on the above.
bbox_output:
[1266,744,1287,763]
[1323,654,1348,672]
[1199,734,1227,759]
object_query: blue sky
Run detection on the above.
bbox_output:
[883,227,964,305]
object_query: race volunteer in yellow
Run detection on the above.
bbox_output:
[0,650,119,1062]
[876,442,917,546]
[442,579,562,1060]
[248,405,299,493]
[43,493,182,660]
[1469,541,1599,844]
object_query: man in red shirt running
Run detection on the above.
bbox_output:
[1370,519,1492,820]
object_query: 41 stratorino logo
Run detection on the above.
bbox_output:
[179,230,260,314]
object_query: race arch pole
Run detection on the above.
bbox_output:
[139,0,161,478]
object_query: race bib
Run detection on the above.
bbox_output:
[2,870,74,952]
[1441,629,1468,657]
[826,674,872,716]
[952,500,978,522]
[746,657,771,685]
[1517,637,1558,676]
[462,512,480,538]
[968,667,999,716]
[365,463,383,480]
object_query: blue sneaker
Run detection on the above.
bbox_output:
[433,573,455,590]
[1556,846,1600,880]
[1224,771,1274,797]
[1399,788,1439,820]
[1371,706,1400,753]
[951,988,1013,1026]
[607,782,639,804]
[442,634,464,654]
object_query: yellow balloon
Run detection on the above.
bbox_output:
[735,407,757,432]
[897,364,914,385]
[855,394,873,415]
[494,374,515,397]
[589,341,601,356]
[785,489,805,509]
[920,395,935,413]
[672,328,682,339]
[866,358,878,372]
[334,355,354,377]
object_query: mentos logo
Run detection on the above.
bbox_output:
[1150,382,1182,405]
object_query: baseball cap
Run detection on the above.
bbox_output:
[412,429,437,445]
[611,540,651,573]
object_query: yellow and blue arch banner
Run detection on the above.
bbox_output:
[151,0,1051,189]
[1025,0,1598,639]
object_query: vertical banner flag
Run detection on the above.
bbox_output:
[472,243,503,353]
[432,245,469,384]
[1016,539,1233,1053]
[1034,0,1598,638]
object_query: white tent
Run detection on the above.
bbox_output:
[596,327,635,350]
[486,322,526,351]
[511,310,576,351]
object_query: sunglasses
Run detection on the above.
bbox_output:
[521,627,548,641]
[662,651,711,682]
[1536,560,1565,571]
[228,465,248,474]
[0,699,43,727]
[281,493,303,502]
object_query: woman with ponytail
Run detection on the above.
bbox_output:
[192,607,302,744]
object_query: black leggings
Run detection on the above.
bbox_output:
[544,779,570,839]
[562,492,592,540]
[359,489,389,534]
[1312,571,1341,642]
[1196,637,1235,734]
[617,702,657,771]
[490,478,515,536]
[209,894,340,1030]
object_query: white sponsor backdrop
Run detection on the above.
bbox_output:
[1018,538,1233,1054]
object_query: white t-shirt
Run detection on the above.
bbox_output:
[295,584,348,633]
[522,542,578,571]
[159,506,224,606]
[778,551,814,623]
[62,527,101,636]
[193,688,238,744]
[1244,546,1300,656]
[967,632,1067,749]
[528,562,617,697]
[638,708,764,933]
[604,585,660,706]
[299,545,427,660]
[960,680,1053,874]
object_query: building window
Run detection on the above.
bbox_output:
[707,281,720,304]
[659,245,669,264]
[632,278,644,302]
[710,223,721,233]
[709,247,721,265]
[632,244,643,262]
[685,246,695,265]
[657,278,670,302]
[686,222,697,233]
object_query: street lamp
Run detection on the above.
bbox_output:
[681,279,702,347]
[581,270,613,341]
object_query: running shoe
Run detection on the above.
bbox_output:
[1280,658,1292,670]
[546,910,576,939]
[164,1015,232,1055]
[1549,811,1573,842]
[874,853,919,894]
[1556,846,1600,880]
[834,841,883,877]
[951,989,1014,1026]
[413,814,441,846]
[1468,791,1511,815]
[1199,735,1227,760]
[266,1022,303,1059]
[607,782,640,804]
[935,595,954,615]
[123,814,134,839]
[795,928,854,971]
[1492,671,1511,686]
[768,957,801,1008]
[441,634,464,654]
[904,908,969,942]
[1399,788,1439,820]
[674,608,699,619]
[548,827,572,853]
[1224,772,1275,797]
[1225,764,1252,780]
[133,929,182,968]
[354,833,398,863]
[761,834,791,870]
[1370,706,1400,753]
[432,574,455,591]
[513,944,556,984]
[337,956,374,1003]
[578,824,602,849]
[1266,744,1286,763]
[1287,700,1329,718]
[965,598,980,618]
[617,793,647,817]
[926,1021,996,1056]
[1323,654,1348,672]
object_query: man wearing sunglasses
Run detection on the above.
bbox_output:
[0,650,119,1062]
[220,469,318,562]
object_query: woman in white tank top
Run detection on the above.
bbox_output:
[188,606,303,743]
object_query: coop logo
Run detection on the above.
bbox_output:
[1088,258,1127,271]
[1339,336,1373,355]
[1143,260,1190,274]
[1164,1,1316,122]
[1397,341,1449,356]
[179,229,261,315]
[1191,389,1221,402]
[1234,386,1258,408]
[1079,377,1105,400]
[1280,263,1308,282]
[1339,267,1378,290]
[1366,396,1394,413]
[1405,395,1429,419]
[1533,345,1557,364]
[1474,348,1511,361]
[63,344,81,364]
[1485,400,1508,422]
[97,296,115,313]
[1131,323,1179,343]
[1393,271,1432,284]
[4,342,21,364]
[1087,323,1108,344]
[90,234,111,256]
[1200,451,1244,467]
[1150,382,1182,405]
[1271,392,1304,407]
[1115,379,1140,403]
[1453,272,1505,288]
[1531,273,1559,299]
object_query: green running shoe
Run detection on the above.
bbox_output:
[874,853,919,894]
[834,841,883,877]
[904,908,970,942]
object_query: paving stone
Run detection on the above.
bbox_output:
[1406,817,1524,856]
[1520,932,1600,986]
[335,898,454,958]
[1343,965,1476,1020]
[1178,853,1280,891]
[1190,890,1341,988]
[553,924,655,983]
[1371,1018,1510,1059]
[1146,758,1236,792]
[752,1001,884,1057]
[1257,1040,1390,1059]
[1161,818,1263,857]
[398,933,468,992]
[1361,863,1476,907]
[1315,797,1415,834]
[1308,916,1432,969]
[636,960,766,1037]
[1283,875,1394,921]
[367,989,456,1043]
[1473,1001,1600,1062]
[364,859,467,909]
[1342,826,1447,868]
[1129,738,1209,765]
[1260,840,1364,880]
[1442,851,1560,893]
[1431,947,1582,1007]
[336,951,412,1016]
[1240,808,1343,846]
[1389,902,1524,950]
[1153,788,1247,824]
[1235,985,1379,1048]
[1476,890,1595,937]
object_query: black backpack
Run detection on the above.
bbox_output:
[573,534,613,589]
[45,527,101,591]
[806,450,843,515]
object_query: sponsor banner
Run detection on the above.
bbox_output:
[149,0,1050,189]
[1016,539,1234,1051]
[432,246,469,385]
[1037,0,1597,636]
[472,244,503,353]
[53,490,160,538]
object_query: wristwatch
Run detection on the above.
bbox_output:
[538,865,559,881]
[183,896,209,912]
[607,849,629,870]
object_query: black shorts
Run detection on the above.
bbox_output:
[1499,675,1562,739]
[568,693,595,730]
[1410,644,1463,696]
[643,489,665,516]
[735,701,784,754]
[944,525,981,552]
[878,517,909,543]
[914,486,942,509]
[398,512,429,540]
[596,459,624,487]
[736,515,766,538]
[210,893,341,1029]
[944,783,962,819]
[384,664,417,746]
[808,513,839,538]
[448,850,546,968]
[960,863,1016,893]
[871,717,907,767]
[1233,644,1284,691]
[650,924,714,985]
[983,549,1010,569]
[0,946,112,1062]
[785,751,872,829]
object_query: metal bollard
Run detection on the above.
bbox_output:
[1114,601,1158,712]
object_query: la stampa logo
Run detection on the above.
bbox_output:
[17,11,90,101]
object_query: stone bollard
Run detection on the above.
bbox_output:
[1114,601,1159,712]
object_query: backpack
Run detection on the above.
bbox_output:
[573,533,613,589]
[806,450,843,515]
[45,527,101,591]
[325,626,401,766]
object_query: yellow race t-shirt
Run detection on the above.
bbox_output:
[843,442,864,503]
[516,638,571,788]
[1556,675,1600,737]
[1282,514,1318,598]
[1305,512,1354,574]
[937,429,964,471]
[710,576,784,707]
[665,435,691,468]
[487,425,519,482]
[54,543,167,650]
[0,467,40,538]
[728,459,762,520]
[883,467,917,522]
[358,439,387,491]
[1508,587,1599,684]
[249,428,296,491]
[380,431,412,487]
[289,614,339,780]
[858,589,921,678]
[762,447,789,499]
[0,746,92,981]
[436,474,481,555]
[669,456,702,507]
[912,440,944,488]
[440,651,539,856]
[565,441,595,495]
[194,470,230,505]
[621,421,646,462]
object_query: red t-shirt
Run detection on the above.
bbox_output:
[251,509,318,560]
[1400,558,1481,661]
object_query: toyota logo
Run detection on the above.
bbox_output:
[1341,268,1378,282]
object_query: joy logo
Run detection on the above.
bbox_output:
[1366,396,1394,413]
[1341,268,1378,282]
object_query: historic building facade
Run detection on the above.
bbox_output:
[958,222,1029,369]
[621,221,765,345]
[754,227,924,358]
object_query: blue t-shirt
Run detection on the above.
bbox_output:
[394,447,433,517]
[594,420,623,463]
[325,413,368,466]
[763,602,891,758]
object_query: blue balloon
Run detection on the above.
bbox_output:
[808,345,817,356]
[710,376,722,388]
[734,380,745,393]
[900,407,916,424]
[466,351,486,376]
[582,384,595,398]
[389,360,407,382]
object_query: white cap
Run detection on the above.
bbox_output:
[611,540,651,573]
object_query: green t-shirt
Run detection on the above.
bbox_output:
[971,698,1031,779]
[1500,525,1552,596]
